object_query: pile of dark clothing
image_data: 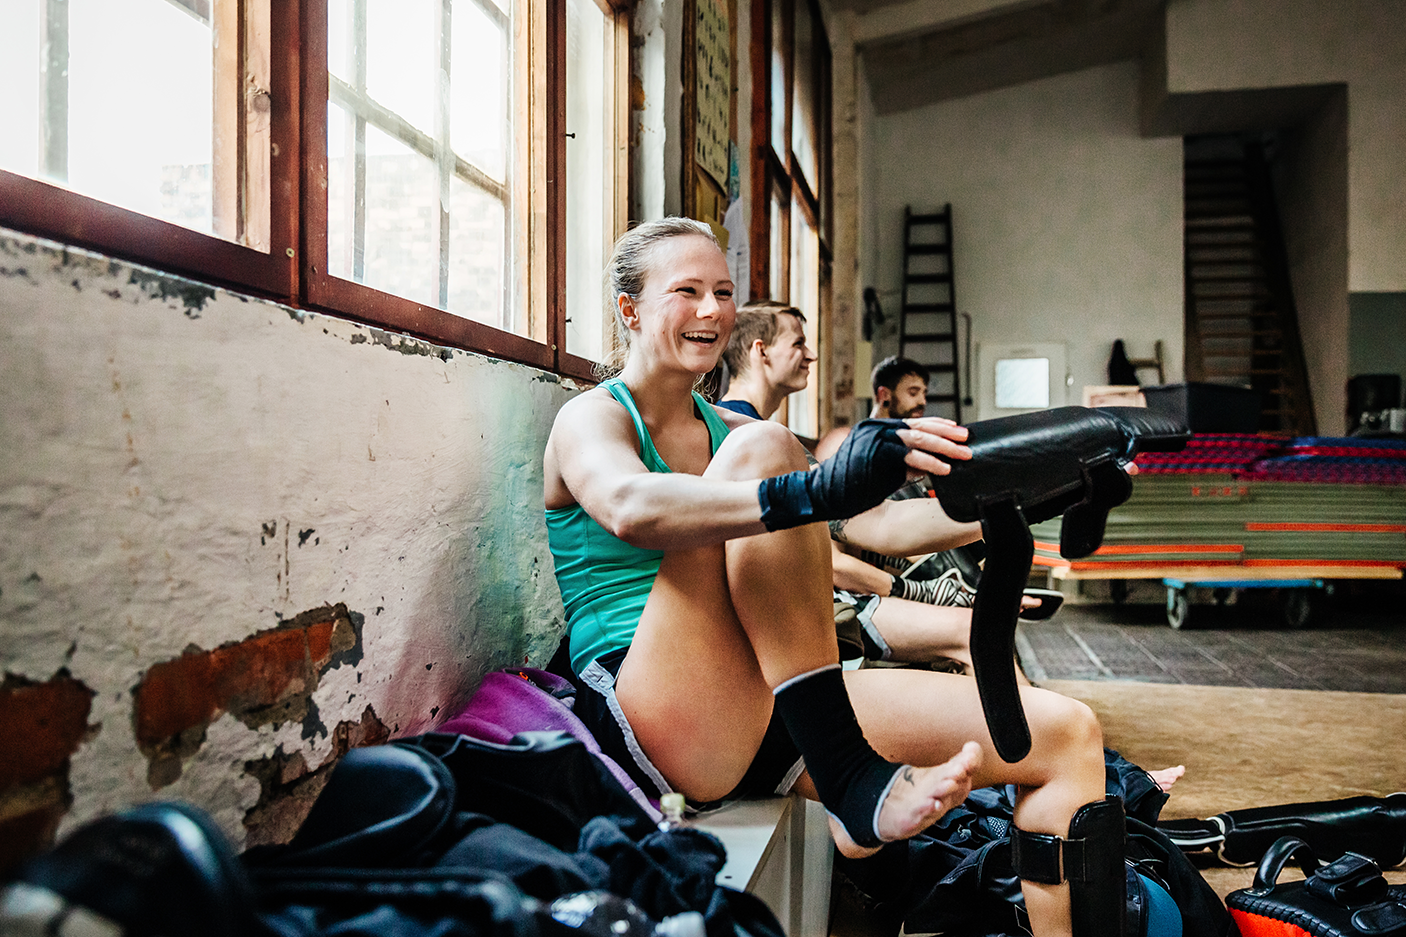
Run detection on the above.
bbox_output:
[1,732,785,937]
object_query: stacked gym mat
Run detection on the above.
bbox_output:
[1030,435,1406,574]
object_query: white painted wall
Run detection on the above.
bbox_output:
[1165,0,1406,293]
[0,229,577,843]
[863,61,1184,422]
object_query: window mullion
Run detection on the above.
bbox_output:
[40,0,69,182]
[504,0,518,336]
[351,0,368,281]
[437,0,452,310]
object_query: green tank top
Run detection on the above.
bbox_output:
[546,378,732,674]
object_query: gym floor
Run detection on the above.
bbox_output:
[1016,580,1406,693]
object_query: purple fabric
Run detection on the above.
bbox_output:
[439,668,660,820]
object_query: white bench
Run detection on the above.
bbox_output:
[694,795,834,937]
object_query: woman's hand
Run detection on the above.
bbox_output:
[896,417,972,478]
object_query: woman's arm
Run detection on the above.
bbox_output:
[547,391,973,552]
[546,391,771,550]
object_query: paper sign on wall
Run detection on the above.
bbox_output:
[696,0,730,189]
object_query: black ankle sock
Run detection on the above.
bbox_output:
[771,664,902,848]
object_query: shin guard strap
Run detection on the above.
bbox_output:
[1011,798,1127,886]
[1011,829,1067,885]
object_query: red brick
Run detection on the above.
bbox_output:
[0,674,94,789]
[134,628,316,746]
[0,806,63,876]
[305,618,334,664]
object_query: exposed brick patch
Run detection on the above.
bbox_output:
[0,672,96,874]
[242,704,389,848]
[132,604,363,788]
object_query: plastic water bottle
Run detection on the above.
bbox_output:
[550,892,656,937]
[657,792,687,832]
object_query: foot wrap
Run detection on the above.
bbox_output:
[772,665,902,849]
[1012,797,1128,937]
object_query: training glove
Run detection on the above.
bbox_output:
[757,419,910,531]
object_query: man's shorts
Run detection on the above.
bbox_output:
[833,589,890,661]
[572,647,806,812]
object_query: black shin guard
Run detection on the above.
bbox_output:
[771,665,902,848]
[1011,797,1128,937]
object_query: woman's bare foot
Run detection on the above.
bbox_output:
[830,741,983,859]
[1147,764,1185,792]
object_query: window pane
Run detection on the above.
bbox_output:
[0,2,41,178]
[448,175,506,327]
[328,0,516,327]
[366,0,437,137]
[361,124,439,308]
[787,201,819,438]
[326,102,355,282]
[0,0,272,243]
[791,0,817,186]
[565,0,610,364]
[70,0,212,232]
[995,358,1050,409]
[328,0,354,84]
[768,188,785,301]
[452,0,508,182]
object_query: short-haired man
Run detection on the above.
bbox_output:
[717,301,816,420]
[870,355,931,420]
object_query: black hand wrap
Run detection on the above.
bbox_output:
[757,419,910,531]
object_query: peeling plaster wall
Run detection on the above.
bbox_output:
[1165,0,1406,293]
[0,229,578,853]
[863,62,1184,418]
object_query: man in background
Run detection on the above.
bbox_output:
[717,301,816,421]
[870,355,931,420]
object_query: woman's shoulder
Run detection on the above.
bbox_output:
[551,384,636,443]
[709,401,760,431]
[558,383,624,416]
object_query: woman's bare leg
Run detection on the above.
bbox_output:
[832,668,1106,937]
[617,421,979,836]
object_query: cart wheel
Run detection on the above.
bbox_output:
[1110,579,1129,605]
[1166,586,1190,630]
[1281,588,1313,629]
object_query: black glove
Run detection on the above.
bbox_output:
[757,420,910,531]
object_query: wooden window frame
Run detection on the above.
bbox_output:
[299,0,552,369]
[750,0,829,298]
[555,0,632,382]
[0,0,627,378]
[751,0,832,426]
[0,0,300,301]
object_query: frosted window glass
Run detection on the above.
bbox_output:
[995,358,1049,409]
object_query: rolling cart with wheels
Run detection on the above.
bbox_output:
[1162,577,1325,630]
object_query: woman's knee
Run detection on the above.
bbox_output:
[707,420,809,480]
[1025,690,1103,763]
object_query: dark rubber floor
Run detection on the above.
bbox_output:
[1016,580,1406,692]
